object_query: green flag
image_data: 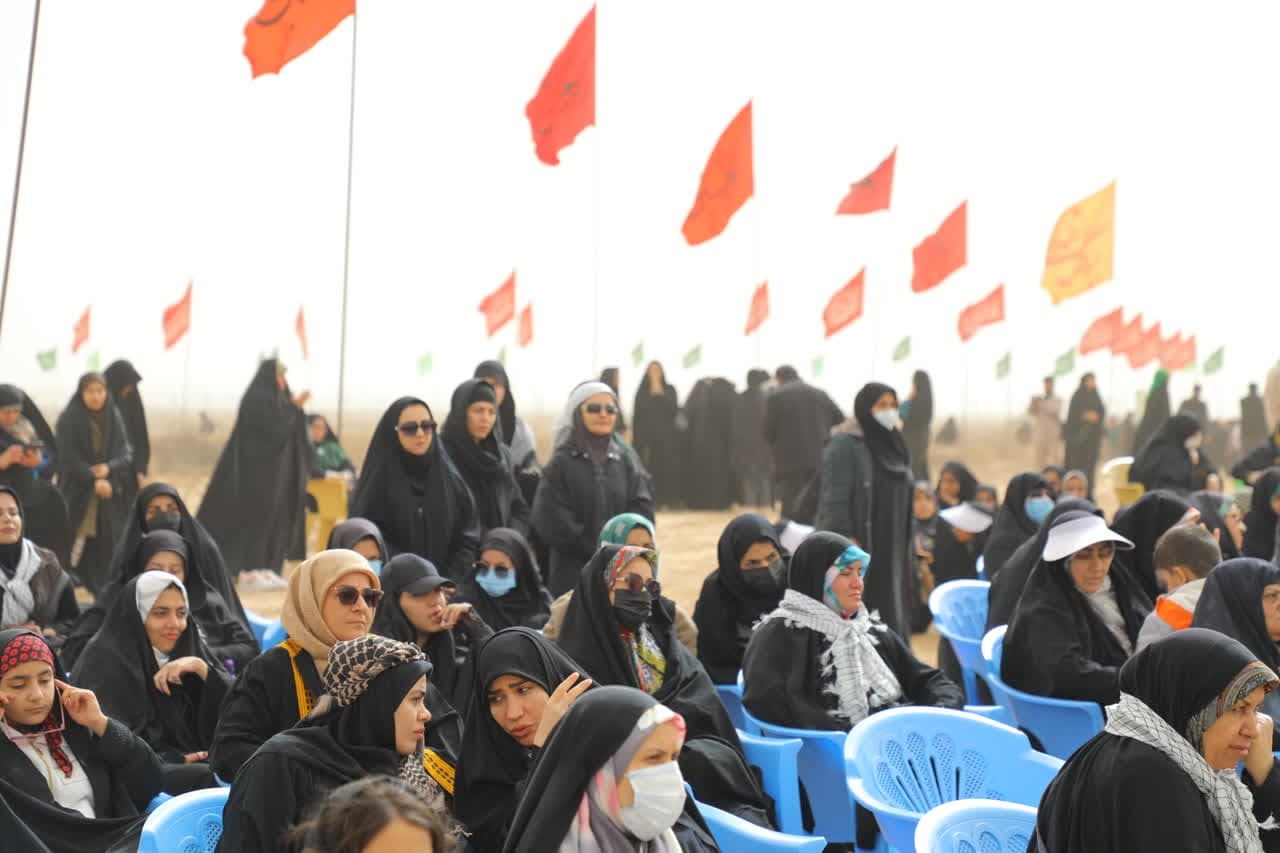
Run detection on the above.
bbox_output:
[35,349,56,372]
[631,342,644,367]
[682,345,702,369]
[995,352,1011,379]
[892,336,911,362]
[417,353,434,375]
[87,350,100,372]
[812,355,824,378]
[1053,348,1075,377]
[1203,346,1225,375]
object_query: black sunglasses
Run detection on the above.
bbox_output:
[617,572,660,597]
[472,561,514,576]
[334,585,384,608]
[584,403,618,416]
[397,420,437,436]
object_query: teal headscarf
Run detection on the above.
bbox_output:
[824,544,871,615]
[597,513,656,549]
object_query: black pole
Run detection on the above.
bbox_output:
[0,0,41,343]
[335,13,357,435]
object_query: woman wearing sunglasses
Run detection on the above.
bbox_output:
[0,629,164,852]
[454,528,553,632]
[210,550,381,782]
[352,397,481,580]
[532,381,655,596]
[70,571,234,794]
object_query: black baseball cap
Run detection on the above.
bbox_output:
[381,554,455,596]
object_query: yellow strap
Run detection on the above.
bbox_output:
[280,638,315,719]
[422,748,455,795]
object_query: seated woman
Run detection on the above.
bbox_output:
[441,379,531,537]
[351,397,481,578]
[742,531,964,731]
[218,636,457,853]
[1190,490,1247,561]
[372,554,492,717]
[692,513,786,685]
[973,483,999,512]
[0,486,78,640]
[308,413,356,490]
[935,461,978,510]
[454,528,553,631]
[326,517,389,576]
[455,626,594,850]
[1130,413,1215,495]
[981,472,1053,582]
[1033,629,1280,852]
[1061,469,1090,500]
[0,630,164,852]
[1243,468,1280,563]
[503,685,717,853]
[70,571,234,793]
[290,776,453,853]
[1002,511,1151,705]
[1111,489,1197,600]
[1191,557,1280,719]
[0,384,72,568]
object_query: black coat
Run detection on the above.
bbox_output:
[981,473,1050,580]
[632,374,685,507]
[1132,379,1171,455]
[683,378,739,510]
[54,392,132,545]
[730,372,771,477]
[1130,413,1212,494]
[0,385,72,567]
[902,371,934,483]
[1110,490,1194,600]
[762,379,844,478]
[1242,392,1270,452]
[1232,438,1280,483]
[1063,377,1106,484]
[441,379,531,538]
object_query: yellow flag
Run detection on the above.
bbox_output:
[1041,182,1115,304]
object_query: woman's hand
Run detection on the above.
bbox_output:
[0,445,23,470]
[19,447,41,468]
[291,390,312,408]
[89,463,110,479]
[93,479,113,499]
[439,603,474,630]
[55,680,108,737]
[1246,712,1275,786]
[182,751,209,765]
[153,657,209,695]
[533,672,592,747]
[136,473,147,490]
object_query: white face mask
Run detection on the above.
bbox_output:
[1185,434,1202,450]
[873,409,900,431]
[618,761,686,841]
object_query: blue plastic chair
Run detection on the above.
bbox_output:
[913,798,1038,853]
[261,619,287,649]
[716,683,756,734]
[981,626,1104,760]
[244,609,273,650]
[845,706,1061,853]
[138,787,229,853]
[928,579,992,704]
[738,729,805,835]
[145,793,171,813]
[693,792,827,851]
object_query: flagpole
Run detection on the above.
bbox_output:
[0,0,41,343]
[335,14,358,436]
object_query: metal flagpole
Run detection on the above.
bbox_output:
[0,0,41,343]
[335,14,358,435]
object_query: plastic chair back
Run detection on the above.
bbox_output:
[306,478,348,554]
[715,683,755,734]
[694,794,827,851]
[261,619,287,649]
[844,706,1061,853]
[981,626,1104,760]
[738,729,804,835]
[138,787,229,853]
[244,609,273,650]
[928,579,991,704]
[914,798,1038,853]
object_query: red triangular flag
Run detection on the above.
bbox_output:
[526,5,595,166]
[243,0,354,78]
[479,273,516,338]
[1079,307,1124,356]
[1127,321,1163,369]
[744,282,769,336]
[1159,331,1184,371]
[71,307,90,355]
[823,269,865,338]
[957,284,1005,342]
[682,102,754,246]
[517,304,534,348]
[296,306,309,361]
[835,147,895,215]
[911,202,967,293]
[1178,335,1198,371]
[163,282,193,350]
[1109,314,1143,357]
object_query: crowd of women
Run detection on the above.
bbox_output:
[3,356,1280,851]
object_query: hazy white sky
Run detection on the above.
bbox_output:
[2,2,1277,424]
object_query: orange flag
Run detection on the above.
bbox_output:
[1175,335,1198,371]
[296,306,309,360]
[823,269,865,338]
[682,102,754,246]
[744,282,769,335]
[479,273,516,338]
[243,0,353,78]
[163,283,193,350]
[835,147,895,215]
[957,284,1005,342]
[1079,307,1124,355]
[517,304,534,348]
[526,5,595,166]
[911,202,966,293]
[1127,320,1162,369]
[71,307,90,355]
[1041,182,1116,304]
[1109,313,1143,357]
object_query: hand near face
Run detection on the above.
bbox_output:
[439,603,473,630]
[55,680,108,737]
[153,657,209,695]
[533,672,592,748]
[20,448,41,468]
[1245,712,1275,786]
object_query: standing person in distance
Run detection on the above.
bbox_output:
[1029,376,1064,470]
[900,370,934,482]
[632,361,684,509]
[731,369,773,509]
[763,365,844,521]
[1063,374,1106,497]
[102,361,150,511]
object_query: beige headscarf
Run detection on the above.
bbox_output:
[281,549,380,673]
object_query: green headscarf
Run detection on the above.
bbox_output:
[1149,368,1169,393]
[597,512,656,548]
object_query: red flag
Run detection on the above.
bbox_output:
[835,147,895,215]
[479,273,516,337]
[682,102,754,246]
[1127,321,1163,369]
[1109,314,1143,357]
[744,282,769,335]
[296,306,309,360]
[911,202,967,293]
[1159,331,1183,371]
[243,0,354,78]
[1079,307,1124,356]
[1177,335,1198,371]
[163,282,193,350]
[71,307,90,355]
[517,303,534,348]
[957,284,1005,342]
[823,269,865,338]
[526,5,595,166]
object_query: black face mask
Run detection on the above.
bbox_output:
[741,558,786,596]
[147,511,181,532]
[612,589,653,632]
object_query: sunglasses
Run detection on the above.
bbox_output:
[472,561,514,576]
[584,403,618,416]
[333,585,384,608]
[616,572,661,597]
[397,420,437,436]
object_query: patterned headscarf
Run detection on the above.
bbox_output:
[0,632,71,777]
[320,635,427,709]
[1186,660,1279,752]
[597,513,657,550]
[602,547,664,694]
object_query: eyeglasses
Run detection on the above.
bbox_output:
[397,420,437,436]
[584,403,618,416]
[616,572,661,597]
[333,585,384,608]
[472,561,514,576]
